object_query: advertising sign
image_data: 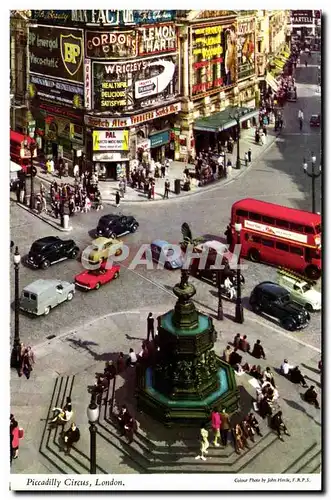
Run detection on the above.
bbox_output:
[31,10,175,25]
[149,130,170,148]
[85,30,137,59]
[138,23,177,56]
[31,10,71,23]
[190,23,237,99]
[71,10,174,25]
[93,151,129,162]
[45,114,71,141]
[28,26,84,82]
[291,10,314,24]
[237,20,255,81]
[84,59,91,110]
[28,74,84,108]
[84,102,181,128]
[244,220,308,244]
[92,130,129,151]
[93,54,178,112]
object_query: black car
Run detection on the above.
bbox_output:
[310,114,320,127]
[249,281,310,331]
[26,236,80,270]
[96,214,139,238]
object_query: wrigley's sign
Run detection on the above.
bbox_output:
[85,102,181,128]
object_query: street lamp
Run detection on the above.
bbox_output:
[29,140,37,209]
[303,153,321,213]
[87,393,99,474]
[234,223,244,324]
[10,247,21,369]
[217,269,224,320]
[229,109,243,169]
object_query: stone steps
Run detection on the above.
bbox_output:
[98,404,282,473]
[39,375,92,474]
[282,442,320,474]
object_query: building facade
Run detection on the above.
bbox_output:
[27,9,182,179]
[288,10,321,49]
[11,10,292,175]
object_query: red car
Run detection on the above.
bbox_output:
[75,264,120,291]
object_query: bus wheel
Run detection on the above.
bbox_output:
[305,265,321,280]
[248,248,260,263]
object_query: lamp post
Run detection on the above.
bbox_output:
[229,110,242,169]
[217,269,224,320]
[29,140,36,210]
[10,247,21,368]
[234,223,244,324]
[303,154,321,213]
[87,393,99,474]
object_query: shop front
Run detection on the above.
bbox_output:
[149,129,171,162]
[92,130,129,180]
[193,105,259,154]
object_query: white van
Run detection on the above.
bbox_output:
[20,279,75,316]
[10,161,22,191]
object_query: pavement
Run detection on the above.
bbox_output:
[10,53,322,476]
[10,301,321,475]
[34,124,278,204]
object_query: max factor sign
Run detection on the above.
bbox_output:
[72,10,134,25]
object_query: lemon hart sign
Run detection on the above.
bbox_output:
[28,26,84,83]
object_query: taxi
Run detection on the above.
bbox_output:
[82,237,123,266]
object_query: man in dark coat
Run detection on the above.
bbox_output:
[147,313,155,341]
[252,340,266,359]
[63,423,80,453]
[289,366,308,387]
[270,411,290,439]
[229,348,242,368]
[303,386,320,409]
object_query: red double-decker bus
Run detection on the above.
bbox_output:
[10,130,37,174]
[230,198,321,279]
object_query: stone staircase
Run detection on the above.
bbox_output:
[282,442,321,474]
[38,376,107,474]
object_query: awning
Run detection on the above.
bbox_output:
[266,72,279,92]
[194,106,259,133]
[274,58,286,70]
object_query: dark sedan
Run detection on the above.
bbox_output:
[310,114,320,127]
[26,236,79,270]
[249,281,310,331]
[96,214,139,238]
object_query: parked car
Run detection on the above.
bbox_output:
[82,237,123,266]
[75,264,120,290]
[150,240,183,269]
[26,236,79,269]
[96,214,139,238]
[20,279,75,316]
[249,281,310,331]
[277,270,321,312]
[310,114,320,127]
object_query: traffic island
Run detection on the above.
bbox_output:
[136,272,240,426]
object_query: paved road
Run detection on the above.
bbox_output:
[10,53,321,349]
[10,53,322,477]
